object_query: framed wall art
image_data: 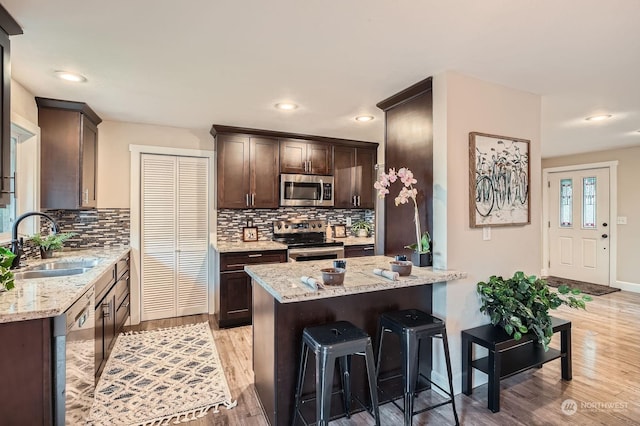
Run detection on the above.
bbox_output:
[242,226,258,242]
[469,132,531,227]
[333,224,346,238]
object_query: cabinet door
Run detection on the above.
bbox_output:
[279,139,307,174]
[103,290,117,356]
[219,271,252,327]
[307,142,332,175]
[217,134,250,208]
[334,146,356,208]
[356,147,376,209]
[0,31,10,207]
[250,137,279,208]
[81,116,98,208]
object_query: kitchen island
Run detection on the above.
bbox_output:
[245,255,466,425]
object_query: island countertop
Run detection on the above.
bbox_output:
[245,255,467,303]
[0,247,130,323]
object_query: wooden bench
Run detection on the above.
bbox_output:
[461,316,572,412]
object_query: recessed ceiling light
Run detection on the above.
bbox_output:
[355,115,374,122]
[54,71,87,83]
[274,102,298,111]
[585,114,612,122]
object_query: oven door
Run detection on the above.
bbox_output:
[288,246,345,262]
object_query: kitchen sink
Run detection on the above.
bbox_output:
[28,258,99,271]
[14,268,93,280]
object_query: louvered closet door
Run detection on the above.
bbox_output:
[176,156,209,316]
[141,154,209,321]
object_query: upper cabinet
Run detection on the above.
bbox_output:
[36,98,102,209]
[0,6,22,208]
[216,133,279,209]
[280,139,332,175]
[334,146,377,209]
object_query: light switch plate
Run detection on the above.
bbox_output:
[617,216,627,225]
[346,217,352,226]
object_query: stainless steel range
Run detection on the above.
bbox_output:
[273,219,344,262]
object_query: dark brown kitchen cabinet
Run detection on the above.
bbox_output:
[95,253,130,378]
[36,97,102,209]
[334,146,376,208]
[344,244,375,258]
[0,8,22,208]
[218,250,286,328]
[280,139,332,175]
[217,134,279,208]
[0,318,53,424]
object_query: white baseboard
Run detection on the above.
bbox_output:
[613,280,640,293]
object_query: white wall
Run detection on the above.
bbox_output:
[97,121,214,207]
[433,71,542,393]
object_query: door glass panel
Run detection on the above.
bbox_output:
[0,136,17,236]
[583,177,596,229]
[560,178,572,227]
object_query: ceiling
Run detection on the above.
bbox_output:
[3,0,640,158]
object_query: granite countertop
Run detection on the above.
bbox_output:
[0,247,130,324]
[340,236,375,246]
[214,240,288,253]
[245,255,466,303]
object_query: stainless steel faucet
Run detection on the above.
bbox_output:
[10,211,61,269]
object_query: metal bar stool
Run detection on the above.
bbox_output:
[293,321,380,426]
[376,309,459,425]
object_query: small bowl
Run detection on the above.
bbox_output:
[390,260,412,276]
[321,268,346,286]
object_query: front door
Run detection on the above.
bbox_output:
[548,167,610,285]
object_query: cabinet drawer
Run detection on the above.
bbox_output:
[220,250,287,272]
[95,266,116,303]
[115,294,130,332]
[115,255,130,280]
[344,245,375,258]
[115,274,130,309]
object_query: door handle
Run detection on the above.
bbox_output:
[251,193,255,206]
[602,234,608,238]
[245,193,249,207]
[357,195,361,207]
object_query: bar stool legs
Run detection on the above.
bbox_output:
[376,309,459,426]
[293,321,380,426]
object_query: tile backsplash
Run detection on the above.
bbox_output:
[217,207,374,242]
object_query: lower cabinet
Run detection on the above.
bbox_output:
[95,252,130,377]
[344,244,375,258]
[218,250,287,328]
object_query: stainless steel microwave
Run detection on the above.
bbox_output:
[280,174,334,207]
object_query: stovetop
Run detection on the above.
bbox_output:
[272,219,344,248]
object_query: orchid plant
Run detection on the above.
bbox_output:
[374,167,431,253]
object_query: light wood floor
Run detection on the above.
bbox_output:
[127,290,640,425]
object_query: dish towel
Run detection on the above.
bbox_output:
[301,276,323,290]
[373,268,399,281]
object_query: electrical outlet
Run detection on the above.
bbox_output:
[346,217,352,226]
[617,216,627,225]
[483,226,491,241]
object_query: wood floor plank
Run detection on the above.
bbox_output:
[124,289,640,425]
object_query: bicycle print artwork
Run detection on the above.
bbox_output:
[469,132,530,227]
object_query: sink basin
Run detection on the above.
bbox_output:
[14,268,93,280]
[27,258,99,271]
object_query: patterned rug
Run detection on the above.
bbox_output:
[87,322,236,425]
[545,276,621,296]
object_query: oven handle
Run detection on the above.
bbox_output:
[288,247,345,257]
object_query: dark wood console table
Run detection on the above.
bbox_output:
[461,316,572,412]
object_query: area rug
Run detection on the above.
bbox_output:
[545,276,621,296]
[87,322,236,425]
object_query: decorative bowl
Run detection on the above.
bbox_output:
[390,260,412,276]
[321,267,346,286]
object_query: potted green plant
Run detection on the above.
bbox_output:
[351,220,372,237]
[0,247,16,291]
[28,232,77,259]
[477,272,592,350]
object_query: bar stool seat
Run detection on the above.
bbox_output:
[293,320,380,426]
[376,309,459,425]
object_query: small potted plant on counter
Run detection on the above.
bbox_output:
[0,247,16,291]
[29,232,77,259]
[351,220,372,237]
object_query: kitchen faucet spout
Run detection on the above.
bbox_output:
[10,211,61,269]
